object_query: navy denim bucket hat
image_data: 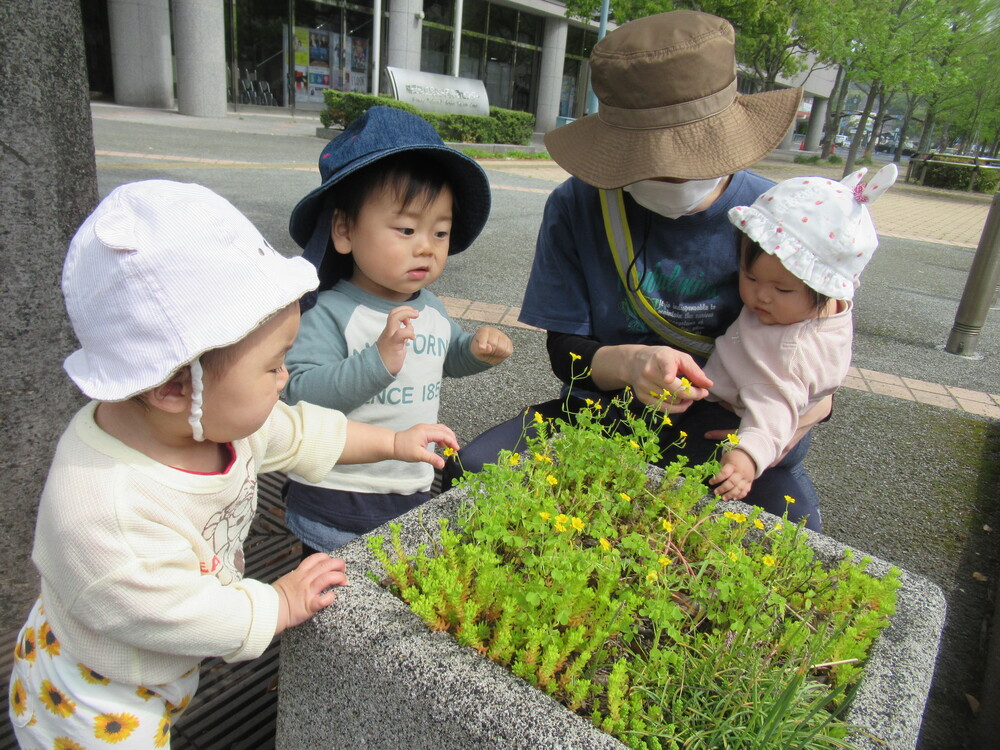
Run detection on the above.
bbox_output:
[289,105,491,278]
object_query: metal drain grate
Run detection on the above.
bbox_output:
[1,472,298,750]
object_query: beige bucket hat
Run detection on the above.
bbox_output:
[545,10,803,188]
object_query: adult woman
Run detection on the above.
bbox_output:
[449,10,829,530]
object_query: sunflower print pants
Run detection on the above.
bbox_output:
[9,599,199,749]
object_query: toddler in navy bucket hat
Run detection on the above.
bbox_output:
[282,105,512,557]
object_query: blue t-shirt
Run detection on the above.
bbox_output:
[520,171,776,360]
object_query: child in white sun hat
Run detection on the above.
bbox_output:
[8,180,458,748]
[663,164,897,509]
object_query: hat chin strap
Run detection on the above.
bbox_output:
[188,357,206,442]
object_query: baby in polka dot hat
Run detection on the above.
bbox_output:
[672,164,896,511]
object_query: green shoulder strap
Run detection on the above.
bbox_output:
[599,189,716,357]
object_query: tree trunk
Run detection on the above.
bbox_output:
[917,107,936,154]
[893,93,918,163]
[0,0,97,632]
[821,66,846,160]
[845,82,879,176]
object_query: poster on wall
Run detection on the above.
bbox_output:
[308,30,329,67]
[350,36,368,72]
[349,71,368,93]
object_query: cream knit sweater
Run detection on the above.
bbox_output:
[30,399,347,685]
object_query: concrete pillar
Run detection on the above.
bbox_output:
[805,96,828,151]
[172,0,227,117]
[0,0,97,632]
[108,0,173,108]
[535,17,568,134]
[779,120,796,150]
[387,0,424,71]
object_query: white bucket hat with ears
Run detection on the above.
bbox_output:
[727,163,898,300]
[63,180,318,409]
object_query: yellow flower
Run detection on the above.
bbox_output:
[19,627,36,662]
[54,739,87,750]
[40,680,76,718]
[94,712,140,743]
[753,519,765,530]
[728,551,740,562]
[630,440,640,450]
[539,511,552,521]
[570,352,581,361]
[546,474,558,486]
[442,446,456,458]
[599,538,611,551]
[784,495,797,504]
[658,556,672,567]
[679,431,688,439]
[571,517,585,531]
[585,398,594,406]
[593,400,603,411]
[533,451,552,464]
[661,414,672,426]
[762,555,777,567]
[79,664,110,685]
[723,511,747,524]
[646,569,658,583]
[661,519,674,532]
[507,453,520,466]
[154,713,172,748]
[165,695,191,715]
[554,520,567,533]
[727,433,740,445]
[774,522,784,531]
[680,377,692,390]
[555,514,570,525]
[9,678,26,718]
[533,411,544,424]
[39,621,60,656]
[619,492,631,503]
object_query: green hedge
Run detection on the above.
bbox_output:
[922,161,1000,193]
[320,90,535,145]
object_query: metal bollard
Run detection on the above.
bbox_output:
[945,192,1000,357]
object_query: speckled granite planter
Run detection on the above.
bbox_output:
[277,471,946,750]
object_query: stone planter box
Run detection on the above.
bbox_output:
[276,474,946,750]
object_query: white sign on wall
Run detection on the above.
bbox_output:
[384,67,489,117]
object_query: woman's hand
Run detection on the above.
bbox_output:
[591,344,712,413]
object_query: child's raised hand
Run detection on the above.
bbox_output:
[377,306,419,376]
[471,326,513,365]
[393,423,460,469]
[272,553,348,634]
[710,448,755,501]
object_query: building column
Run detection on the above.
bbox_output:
[805,95,828,151]
[387,0,424,72]
[172,0,227,117]
[779,120,796,150]
[535,16,568,134]
[108,0,173,108]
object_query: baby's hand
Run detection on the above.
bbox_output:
[378,306,419,376]
[393,423,460,469]
[471,326,513,365]
[273,553,348,634]
[710,448,755,501]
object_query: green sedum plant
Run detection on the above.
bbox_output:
[369,386,900,750]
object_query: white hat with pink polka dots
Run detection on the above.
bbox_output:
[727,163,897,300]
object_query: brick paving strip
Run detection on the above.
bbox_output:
[96,150,1000,420]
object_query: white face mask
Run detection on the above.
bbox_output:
[623,177,726,219]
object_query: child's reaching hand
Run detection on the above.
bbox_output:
[710,448,756,501]
[470,325,513,365]
[393,423,460,469]
[273,553,349,634]
[377,306,419,375]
